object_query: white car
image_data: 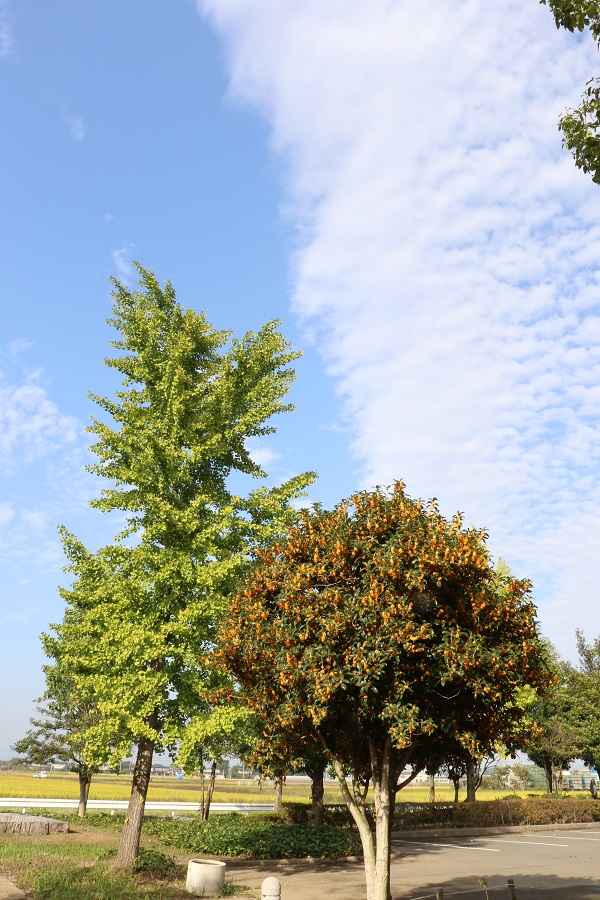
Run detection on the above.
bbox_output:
[33,772,48,778]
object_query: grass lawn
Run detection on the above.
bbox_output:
[0,770,538,804]
[0,817,258,899]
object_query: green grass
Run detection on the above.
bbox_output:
[0,837,255,899]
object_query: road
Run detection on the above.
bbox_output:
[227,826,600,899]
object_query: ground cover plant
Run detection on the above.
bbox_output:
[142,811,361,859]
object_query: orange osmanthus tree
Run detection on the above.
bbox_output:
[214,484,549,900]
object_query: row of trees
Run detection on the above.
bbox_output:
[9,264,587,900]
[523,631,600,793]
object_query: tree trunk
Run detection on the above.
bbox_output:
[428,774,435,804]
[199,765,206,821]
[318,731,411,900]
[77,771,91,818]
[309,765,325,825]
[200,761,217,822]
[114,728,155,868]
[544,760,553,794]
[466,762,477,802]
[553,768,563,796]
[371,736,394,900]
[274,776,283,813]
[451,776,460,803]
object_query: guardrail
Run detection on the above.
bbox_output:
[0,798,274,813]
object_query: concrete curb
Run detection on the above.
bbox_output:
[0,876,26,900]
[210,855,363,868]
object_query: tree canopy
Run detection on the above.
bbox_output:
[45,264,315,866]
[215,483,549,900]
[541,0,600,181]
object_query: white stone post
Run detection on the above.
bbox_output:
[261,875,281,899]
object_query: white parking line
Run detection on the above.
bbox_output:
[392,839,499,852]
[476,838,568,847]
[559,830,600,838]
[547,834,600,842]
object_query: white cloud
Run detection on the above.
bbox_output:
[245,437,281,471]
[61,109,86,141]
[0,503,14,526]
[0,372,79,470]
[20,510,49,533]
[0,0,13,58]
[111,244,136,281]
[5,339,33,358]
[199,0,600,659]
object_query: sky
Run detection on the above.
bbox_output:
[2,0,600,759]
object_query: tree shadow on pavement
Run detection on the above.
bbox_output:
[393,872,600,900]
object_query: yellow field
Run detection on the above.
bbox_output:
[0,771,534,804]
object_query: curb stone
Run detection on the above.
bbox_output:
[0,876,26,900]
[208,855,363,867]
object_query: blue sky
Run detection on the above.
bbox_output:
[2,0,600,758]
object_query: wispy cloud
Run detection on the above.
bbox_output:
[61,109,86,141]
[0,0,13,58]
[111,244,136,281]
[199,1,600,657]
[0,503,15,527]
[5,339,33,358]
[245,437,281,471]
[0,371,79,470]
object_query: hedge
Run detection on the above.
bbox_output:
[278,798,600,831]
[393,797,600,830]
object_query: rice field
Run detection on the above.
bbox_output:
[0,770,531,804]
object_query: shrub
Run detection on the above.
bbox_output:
[392,797,600,830]
[131,847,178,878]
[142,812,361,859]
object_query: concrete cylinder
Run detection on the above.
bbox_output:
[262,876,281,899]
[186,859,226,896]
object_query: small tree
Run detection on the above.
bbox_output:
[177,706,256,821]
[520,649,582,794]
[568,630,600,771]
[215,484,548,900]
[12,661,103,817]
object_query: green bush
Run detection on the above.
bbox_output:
[132,847,178,878]
[142,812,361,859]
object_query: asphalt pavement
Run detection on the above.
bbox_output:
[226,826,600,899]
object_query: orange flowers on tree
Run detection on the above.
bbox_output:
[215,483,549,900]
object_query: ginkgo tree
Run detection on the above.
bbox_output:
[215,484,549,900]
[44,264,314,868]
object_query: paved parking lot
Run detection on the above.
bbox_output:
[390,829,600,898]
[228,827,600,899]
